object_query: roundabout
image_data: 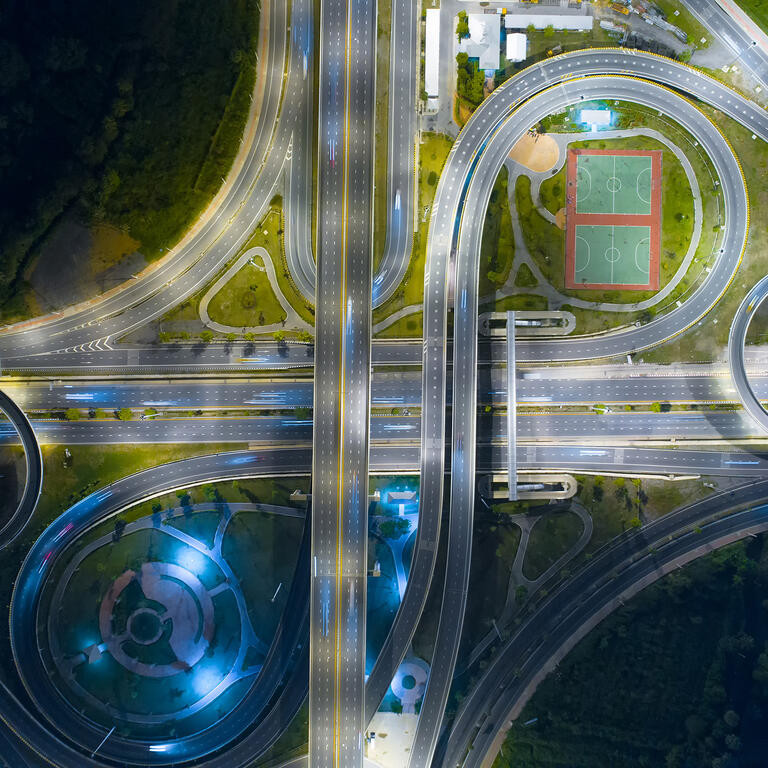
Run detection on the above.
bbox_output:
[10,476,308,765]
[728,273,768,433]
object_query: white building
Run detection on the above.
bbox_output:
[504,14,593,32]
[459,13,501,72]
[579,109,612,130]
[425,9,440,99]
[506,32,527,63]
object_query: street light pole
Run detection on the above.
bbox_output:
[90,726,115,758]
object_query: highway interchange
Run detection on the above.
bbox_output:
[3,1,768,767]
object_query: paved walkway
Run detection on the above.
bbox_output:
[372,304,422,335]
[49,502,284,724]
[199,246,312,335]
[465,502,593,670]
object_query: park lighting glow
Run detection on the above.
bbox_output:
[176,546,207,575]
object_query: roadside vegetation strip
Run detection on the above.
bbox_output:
[372,132,453,337]
[204,251,288,331]
[479,166,516,297]
[372,0,392,271]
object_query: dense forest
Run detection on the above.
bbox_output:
[0,0,259,319]
[494,536,768,768]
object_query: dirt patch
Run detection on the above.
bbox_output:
[27,214,146,311]
[555,207,566,230]
[508,132,559,173]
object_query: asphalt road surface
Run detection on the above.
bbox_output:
[309,0,376,763]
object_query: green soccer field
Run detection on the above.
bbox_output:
[576,154,653,215]
[574,224,651,286]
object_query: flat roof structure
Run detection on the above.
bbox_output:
[459,13,501,72]
[425,8,440,98]
[506,32,527,62]
[505,14,593,32]
[579,108,612,126]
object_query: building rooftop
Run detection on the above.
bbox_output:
[459,13,501,72]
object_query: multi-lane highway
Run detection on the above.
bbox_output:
[2,5,768,764]
[309,0,375,764]
[4,368,767,411]
[8,410,768,445]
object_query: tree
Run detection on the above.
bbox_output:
[295,407,311,420]
[94,408,106,419]
[456,51,469,68]
[456,10,469,41]
[225,332,237,342]
[378,517,411,539]
[117,407,132,421]
[243,332,256,342]
[113,518,126,541]
[299,330,313,343]
[544,24,555,38]
[158,331,171,343]
[629,516,642,529]
[64,408,80,421]
[515,584,528,605]
[650,401,662,413]
[200,330,214,343]
[273,330,286,343]
[467,67,485,105]
[144,407,157,417]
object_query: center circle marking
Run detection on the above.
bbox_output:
[605,246,621,263]
[606,176,621,192]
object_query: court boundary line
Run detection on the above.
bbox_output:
[565,148,661,290]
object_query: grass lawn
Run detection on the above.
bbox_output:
[652,0,711,46]
[254,702,309,767]
[207,256,286,328]
[516,174,565,288]
[735,0,768,32]
[515,263,538,288]
[480,167,516,296]
[377,311,423,338]
[561,303,639,335]
[643,104,768,363]
[481,294,548,313]
[575,475,713,554]
[162,199,314,338]
[31,445,248,544]
[522,510,584,581]
[373,133,454,336]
